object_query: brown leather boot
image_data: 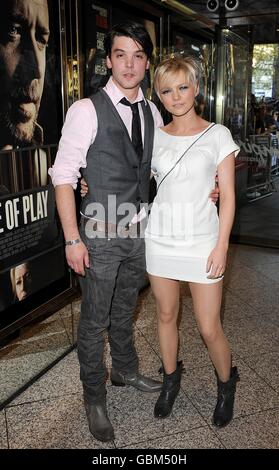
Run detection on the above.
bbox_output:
[84,398,115,442]
[111,369,162,392]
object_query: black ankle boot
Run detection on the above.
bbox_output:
[154,361,183,419]
[213,366,240,428]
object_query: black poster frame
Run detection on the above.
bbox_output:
[0,0,75,340]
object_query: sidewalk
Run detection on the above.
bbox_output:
[1,244,278,449]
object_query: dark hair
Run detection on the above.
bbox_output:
[104,22,154,60]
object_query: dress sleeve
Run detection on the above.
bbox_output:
[217,125,240,165]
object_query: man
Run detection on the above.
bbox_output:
[50,22,163,443]
[0,0,50,185]
[264,105,277,133]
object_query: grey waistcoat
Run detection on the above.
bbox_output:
[81,89,154,224]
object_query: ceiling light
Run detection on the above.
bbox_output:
[225,0,239,11]
[206,0,219,12]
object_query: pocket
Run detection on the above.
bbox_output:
[86,237,111,253]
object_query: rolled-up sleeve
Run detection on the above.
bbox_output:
[48,98,97,189]
[148,100,164,128]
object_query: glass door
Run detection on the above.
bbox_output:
[217,30,279,247]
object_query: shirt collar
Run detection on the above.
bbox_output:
[104,76,147,106]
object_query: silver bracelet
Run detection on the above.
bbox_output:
[65,238,80,246]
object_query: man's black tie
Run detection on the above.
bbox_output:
[120,97,143,161]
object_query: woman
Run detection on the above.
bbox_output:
[145,56,240,427]
[10,262,32,301]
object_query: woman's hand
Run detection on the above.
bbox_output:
[80,178,89,198]
[206,243,228,279]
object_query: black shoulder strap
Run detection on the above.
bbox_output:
[156,123,216,192]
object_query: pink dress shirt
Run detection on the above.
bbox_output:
[49,76,163,189]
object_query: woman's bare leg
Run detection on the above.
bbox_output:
[189,281,231,381]
[149,275,180,374]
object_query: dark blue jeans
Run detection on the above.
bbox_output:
[78,235,146,404]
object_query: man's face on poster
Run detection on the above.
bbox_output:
[0,0,49,149]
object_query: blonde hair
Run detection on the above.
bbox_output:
[154,56,201,93]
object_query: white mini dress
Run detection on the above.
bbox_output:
[145,124,240,284]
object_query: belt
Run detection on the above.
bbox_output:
[80,214,140,238]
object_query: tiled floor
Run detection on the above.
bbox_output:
[1,244,278,449]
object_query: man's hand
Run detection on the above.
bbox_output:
[80,178,89,198]
[209,186,220,204]
[66,240,89,276]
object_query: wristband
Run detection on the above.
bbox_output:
[65,238,80,246]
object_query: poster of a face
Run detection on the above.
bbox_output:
[0,1,68,325]
[0,0,61,151]
[0,0,62,195]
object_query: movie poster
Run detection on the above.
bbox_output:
[83,2,109,96]
[0,0,69,327]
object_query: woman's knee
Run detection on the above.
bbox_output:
[199,323,222,344]
[157,305,178,324]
